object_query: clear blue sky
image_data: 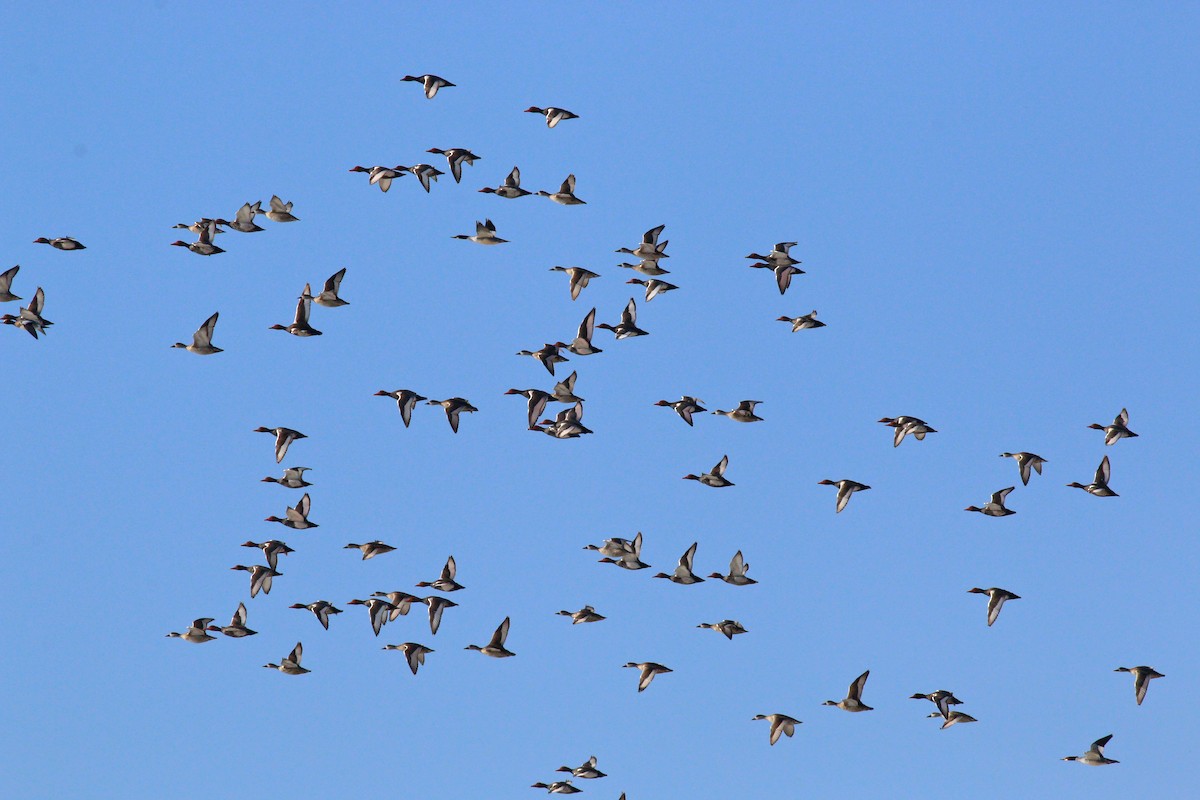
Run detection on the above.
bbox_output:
[2,3,1197,798]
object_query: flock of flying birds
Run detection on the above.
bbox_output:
[9,71,1163,792]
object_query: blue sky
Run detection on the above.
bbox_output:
[2,2,1197,797]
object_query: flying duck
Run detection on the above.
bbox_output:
[400,163,445,192]
[1114,666,1164,706]
[818,479,870,513]
[550,266,600,301]
[382,642,435,675]
[1,286,52,338]
[230,564,281,598]
[207,602,257,638]
[402,73,454,98]
[653,541,705,584]
[307,268,349,307]
[936,711,978,729]
[555,756,605,780]
[626,277,678,301]
[171,311,222,354]
[0,265,20,303]
[466,616,515,657]
[258,195,299,222]
[254,426,307,463]
[166,618,216,643]
[348,165,405,192]
[1088,408,1138,446]
[426,147,479,183]
[222,201,264,232]
[1000,452,1047,485]
[709,550,756,585]
[552,371,585,403]
[967,587,1020,626]
[426,397,478,433]
[623,661,672,692]
[910,690,963,719]
[346,598,396,636]
[264,491,317,529]
[505,388,552,429]
[289,600,343,630]
[525,106,579,127]
[260,467,312,489]
[556,605,606,624]
[479,166,531,198]
[617,258,670,276]
[595,532,650,570]
[538,173,586,204]
[597,298,648,339]
[753,714,801,746]
[697,619,748,639]
[713,400,764,423]
[823,670,873,712]
[270,291,321,337]
[566,310,603,356]
[416,555,464,592]
[530,781,582,794]
[170,219,224,255]
[878,416,936,447]
[34,236,86,250]
[1067,455,1118,496]
[684,455,734,487]
[655,396,706,426]
[1062,734,1118,766]
[344,541,397,560]
[423,595,458,635]
[615,224,669,260]
[453,218,507,244]
[240,539,294,570]
[749,260,804,294]
[965,487,1016,516]
[745,241,799,266]
[375,389,427,427]
[516,342,570,375]
[263,642,309,675]
[370,591,422,620]
[777,311,825,331]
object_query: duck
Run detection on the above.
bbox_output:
[399,163,445,193]
[382,642,435,675]
[374,389,427,427]
[965,487,1016,516]
[530,781,582,794]
[307,268,349,307]
[347,598,397,636]
[254,426,307,463]
[517,342,570,375]
[596,298,648,339]
[453,218,507,245]
[505,388,553,429]
[684,455,734,487]
[624,661,672,692]
[466,616,515,657]
[370,591,421,620]
[936,711,978,729]
[172,219,226,236]
[538,173,586,204]
[525,106,579,127]
[258,195,299,222]
[221,201,264,232]
[749,261,804,294]
[0,265,20,303]
[713,400,764,423]
[818,479,870,513]
[260,467,312,490]
[344,541,397,560]
[479,166,531,198]
[617,258,671,276]
[555,757,605,780]
[654,541,705,584]
[1000,452,1047,485]
[402,73,454,98]
[823,670,873,712]
[697,619,747,639]
[166,618,216,643]
[878,416,936,447]
[626,277,678,301]
[552,371,585,403]
[557,605,606,624]
[1114,666,1164,706]
[348,165,406,192]
[270,291,322,337]
[746,241,800,266]
[1067,455,1118,496]
[778,311,825,331]
[595,531,651,570]
[549,266,600,301]
[753,714,801,746]
[615,224,669,260]
[655,396,706,426]
[423,595,458,635]
[566,310,603,356]
[709,550,757,585]
[171,311,222,355]
[416,555,464,592]
[33,236,86,250]
[1089,408,1138,446]
[264,491,317,529]
[426,397,478,433]
[230,564,281,598]
[910,691,963,719]
[967,587,1020,626]
[240,539,294,570]
[170,219,225,255]
[289,600,342,630]
[1062,734,1119,766]
[534,402,592,438]
[426,147,479,183]
[1,286,52,338]
[263,642,309,675]
[207,602,257,638]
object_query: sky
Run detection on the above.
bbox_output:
[2,2,1198,798]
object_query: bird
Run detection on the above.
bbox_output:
[654,541,705,584]
[171,312,222,354]
[709,550,757,585]
[264,491,317,529]
[166,618,216,643]
[466,616,515,657]
[402,73,454,98]
[374,389,427,427]
[626,277,678,301]
[697,619,748,639]
[207,602,256,638]
[382,642,435,675]
[0,265,21,303]
[823,670,873,711]
[346,598,396,636]
[289,600,343,630]
[778,311,826,331]
[753,714,801,745]
[534,402,592,438]
[254,426,307,464]
[618,258,671,276]
[258,195,299,222]
[348,165,406,192]
[1000,452,1047,485]
[555,756,606,779]
[530,781,582,794]
[1,286,52,339]
[746,241,799,265]
[1114,666,1164,706]
[910,691,963,719]
[453,218,507,244]
[1062,734,1119,766]
[936,711,978,729]
[260,467,312,490]
[684,455,734,487]
[749,260,804,294]
[878,416,936,447]
[818,479,870,513]
[426,397,478,433]
[370,591,421,620]
[549,266,600,301]
[478,166,531,198]
[416,555,464,592]
[400,163,445,193]
[505,388,553,429]
[270,291,322,337]
[965,487,1017,516]
[655,396,707,426]
[594,531,651,570]
[230,564,281,598]
[170,219,224,255]
[423,595,458,635]
[1088,408,1138,446]
[566,310,603,356]
[516,342,570,375]
[426,147,479,183]
[308,268,349,307]
[221,201,264,232]
[967,587,1020,626]
[263,642,309,675]
[713,400,764,423]
[240,539,294,570]
[172,219,226,235]
[1067,455,1118,496]
[623,661,672,692]
[525,106,579,127]
[34,236,86,250]
[597,298,650,339]
[556,605,606,624]
[616,224,669,260]
[538,173,586,204]
[344,541,396,560]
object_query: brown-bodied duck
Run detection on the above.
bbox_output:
[709,550,756,585]
[616,224,669,261]
[968,587,1020,626]
[170,219,224,255]
[555,756,605,780]
[684,454,734,487]
[745,241,799,266]
[618,258,670,276]
[879,416,936,447]
[348,165,406,192]
[344,541,396,560]
[370,591,421,621]
[307,268,349,307]
[221,201,264,232]
[552,371,585,403]
[626,277,678,301]
[697,619,747,639]
[1,286,52,338]
[557,605,606,624]
[1089,408,1138,446]
[347,598,396,636]
[1068,455,1118,496]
